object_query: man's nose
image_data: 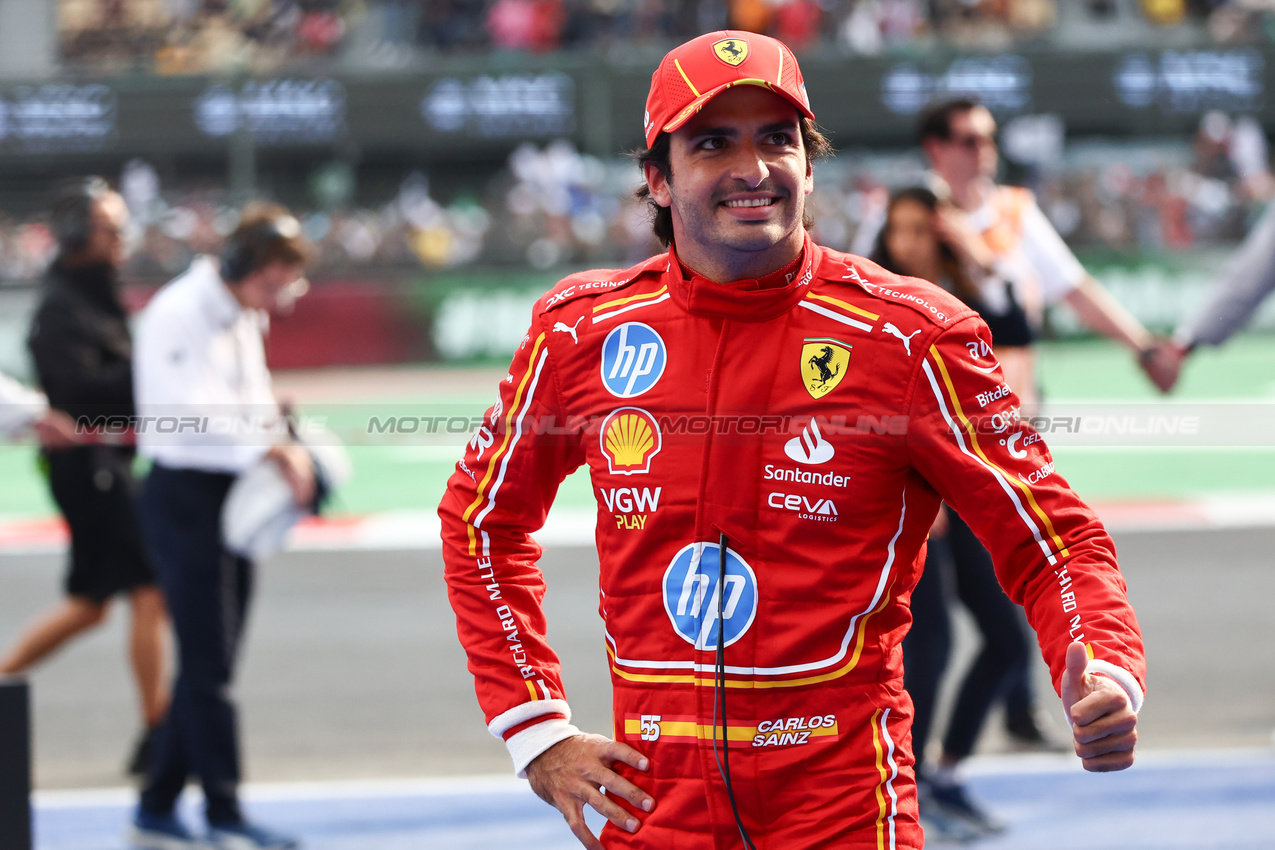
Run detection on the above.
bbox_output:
[730,142,770,188]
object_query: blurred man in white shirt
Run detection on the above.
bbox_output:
[129,204,312,850]
[916,98,1173,394]
[881,100,1170,837]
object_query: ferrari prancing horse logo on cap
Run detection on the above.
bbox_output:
[713,38,749,66]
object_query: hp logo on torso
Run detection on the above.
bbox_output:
[600,322,666,398]
[662,542,758,650]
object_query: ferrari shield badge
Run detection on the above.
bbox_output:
[713,37,749,66]
[801,339,850,399]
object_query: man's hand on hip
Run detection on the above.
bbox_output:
[526,733,654,850]
[1061,641,1138,772]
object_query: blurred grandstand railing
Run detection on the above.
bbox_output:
[52,0,1274,74]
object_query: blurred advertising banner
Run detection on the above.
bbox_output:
[0,46,1271,161]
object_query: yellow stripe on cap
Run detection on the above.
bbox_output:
[674,59,701,97]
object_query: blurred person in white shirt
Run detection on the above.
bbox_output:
[915,97,1174,395]
[128,204,312,850]
[855,100,1168,834]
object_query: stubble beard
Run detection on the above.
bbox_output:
[676,182,803,259]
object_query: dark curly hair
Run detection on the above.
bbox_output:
[632,117,834,248]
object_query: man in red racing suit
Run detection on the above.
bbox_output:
[440,31,1144,850]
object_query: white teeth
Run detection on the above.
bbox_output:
[724,198,775,208]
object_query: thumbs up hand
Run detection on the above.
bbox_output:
[1060,641,1138,773]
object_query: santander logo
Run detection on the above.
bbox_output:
[784,418,835,465]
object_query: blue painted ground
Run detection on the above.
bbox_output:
[33,749,1275,850]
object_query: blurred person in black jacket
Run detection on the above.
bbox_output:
[0,177,170,776]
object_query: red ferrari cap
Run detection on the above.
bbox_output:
[643,31,814,149]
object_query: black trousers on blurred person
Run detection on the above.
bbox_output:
[47,445,155,601]
[138,464,249,824]
[904,508,1029,772]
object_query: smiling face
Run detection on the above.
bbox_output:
[644,85,814,283]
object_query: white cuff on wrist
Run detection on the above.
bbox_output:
[1084,659,1144,715]
[507,718,582,778]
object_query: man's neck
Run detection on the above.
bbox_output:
[222,278,252,310]
[945,176,992,212]
[673,237,804,285]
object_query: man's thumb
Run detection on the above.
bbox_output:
[1061,641,1091,716]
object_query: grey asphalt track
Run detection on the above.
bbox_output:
[1,527,1272,790]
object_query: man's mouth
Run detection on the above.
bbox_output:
[722,197,778,208]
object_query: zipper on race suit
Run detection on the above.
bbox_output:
[714,531,756,850]
[700,318,757,848]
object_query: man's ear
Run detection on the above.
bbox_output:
[644,162,672,208]
[921,138,940,165]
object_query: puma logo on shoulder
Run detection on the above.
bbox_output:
[553,317,585,344]
[882,322,922,356]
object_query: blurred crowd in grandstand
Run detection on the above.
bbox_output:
[57,0,1275,74]
[0,107,1270,285]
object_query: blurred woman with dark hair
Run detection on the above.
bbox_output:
[871,185,1035,394]
[871,185,1046,840]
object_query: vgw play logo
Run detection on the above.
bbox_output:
[662,542,758,649]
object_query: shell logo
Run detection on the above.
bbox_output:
[600,407,662,475]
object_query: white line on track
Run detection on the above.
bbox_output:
[35,747,1275,808]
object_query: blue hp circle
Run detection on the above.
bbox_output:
[600,322,666,398]
[662,542,758,650]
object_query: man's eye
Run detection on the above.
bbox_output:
[699,137,727,150]
[769,133,795,146]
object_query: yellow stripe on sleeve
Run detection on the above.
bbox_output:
[461,333,547,555]
[929,346,1070,559]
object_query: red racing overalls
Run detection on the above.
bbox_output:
[440,235,1146,849]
